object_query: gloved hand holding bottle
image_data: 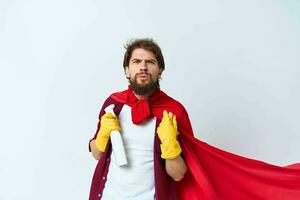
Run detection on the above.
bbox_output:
[95,112,121,152]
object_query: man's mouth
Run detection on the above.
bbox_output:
[137,73,149,80]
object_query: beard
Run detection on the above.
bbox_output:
[129,73,159,96]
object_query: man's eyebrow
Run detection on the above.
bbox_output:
[146,58,157,62]
[131,58,142,61]
[130,58,157,62]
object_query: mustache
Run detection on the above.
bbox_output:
[136,72,150,75]
[134,73,152,78]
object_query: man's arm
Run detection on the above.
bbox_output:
[90,139,103,160]
[157,111,188,181]
[89,108,121,160]
[166,155,187,181]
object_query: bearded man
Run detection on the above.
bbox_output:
[88,38,190,200]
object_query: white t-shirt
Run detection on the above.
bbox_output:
[101,105,156,200]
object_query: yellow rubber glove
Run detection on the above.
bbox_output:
[157,110,182,159]
[95,112,121,152]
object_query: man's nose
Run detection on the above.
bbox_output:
[139,61,147,71]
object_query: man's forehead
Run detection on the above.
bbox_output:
[130,48,157,60]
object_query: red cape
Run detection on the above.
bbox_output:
[111,87,300,200]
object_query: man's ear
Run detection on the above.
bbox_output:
[124,66,129,78]
[158,68,163,79]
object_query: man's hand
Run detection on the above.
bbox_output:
[157,110,182,159]
[95,112,121,152]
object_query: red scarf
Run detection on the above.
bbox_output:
[111,86,183,124]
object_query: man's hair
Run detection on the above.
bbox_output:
[123,38,165,71]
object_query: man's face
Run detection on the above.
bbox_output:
[125,48,163,95]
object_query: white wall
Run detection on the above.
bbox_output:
[0,0,300,199]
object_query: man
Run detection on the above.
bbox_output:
[89,38,192,199]
[89,38,300,200]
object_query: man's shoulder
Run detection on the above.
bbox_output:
[101,88,128,107]
[165,95,186,110]
[159,90,188,116]
[97,93,126,116]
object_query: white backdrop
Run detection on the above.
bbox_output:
[1,0,300,199]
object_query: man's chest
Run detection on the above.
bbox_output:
[118,104,156,154]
